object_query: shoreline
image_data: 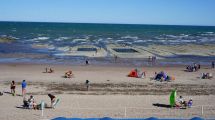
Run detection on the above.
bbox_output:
[0,55,214,67]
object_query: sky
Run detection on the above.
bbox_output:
[0,0,215,26]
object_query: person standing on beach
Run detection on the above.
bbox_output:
[10,81,16,96]
[21,80,27,97]
[85,80,90,91]
[48,94,56,107]
[212,61,215,69]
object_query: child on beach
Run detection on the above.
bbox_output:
[10,81,16,96]
[188,99,193,108]
[28,95,37,109]
[21,80,27,97]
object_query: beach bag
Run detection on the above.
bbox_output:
[171,76,175,80]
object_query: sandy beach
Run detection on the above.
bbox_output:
[0,63,215,120]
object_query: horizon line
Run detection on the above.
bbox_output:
[0,20,215,27]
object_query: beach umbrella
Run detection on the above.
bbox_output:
[169,89,177,107]
[190,117,204,120]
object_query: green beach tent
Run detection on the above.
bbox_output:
[169,89,177,107]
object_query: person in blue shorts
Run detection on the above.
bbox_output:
[21,80,27,97]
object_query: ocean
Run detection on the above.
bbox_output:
[0,21,215,65]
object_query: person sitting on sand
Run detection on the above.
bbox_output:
[177,96,187,107]
[202,73,213,79]
[140,71,146,79]
[48,68,54,73]
[65,70,73,78]
[155,72,162,81]
[45,68,54,73]
[23,97,29,108]
[10,80,16,96]
[155,71,168,81]
[28,95,37,109]
[188,99,193,108]
[48,94,56,108]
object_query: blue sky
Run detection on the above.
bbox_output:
[0,0,215,26]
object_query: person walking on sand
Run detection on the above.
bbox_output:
[21,80,27,97]
[10,81,16,96]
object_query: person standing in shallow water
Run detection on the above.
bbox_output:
[86,59,89,65]
[212,61,215,69]
[21,80,27,97]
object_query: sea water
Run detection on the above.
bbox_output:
[0,21,215,65]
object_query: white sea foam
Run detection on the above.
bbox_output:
[145,40,153,42]
[57,46,70,52]
[181,40,197,42]
[116,40,125,42]
[80,42,88,44]
[107,37,113,40]
[134,40,144,43]
[30,37,50,42]
[165,35,178,38]
[121,35,138,40]
[205,32,214,34]
[73,38,87,42]
[55,37,70,41]
[37,37,50,40]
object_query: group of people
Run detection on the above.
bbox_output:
[10,80,26,96]
[148,56,156,65]
[175,96,193,108]
[186,63,201,72]
[9,80,57,110]
[154,71,175,82]
[44,68,54,73]
[23,94,56,110]
[201,72,213,79]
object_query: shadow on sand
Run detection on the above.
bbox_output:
[4,91,22,97]
[152,103,171,108]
